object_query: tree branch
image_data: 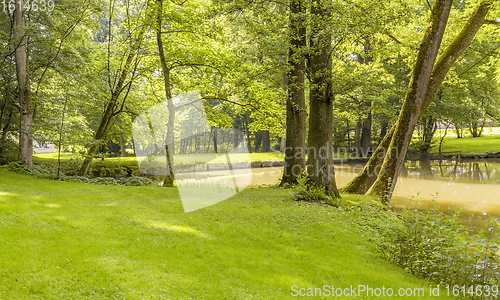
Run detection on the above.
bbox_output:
[484,19,500,26]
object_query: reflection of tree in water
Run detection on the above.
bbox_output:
[402,159,500,184]
[420,160,434,179]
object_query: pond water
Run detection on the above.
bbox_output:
[176,159,500,231]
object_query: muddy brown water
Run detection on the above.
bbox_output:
[175,159,500,231]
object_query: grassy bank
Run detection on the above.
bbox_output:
[429,133,500,154]
[34,152,285,164]
[0,169,455,299]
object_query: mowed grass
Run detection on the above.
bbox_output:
[34,152,285,166]
[0,169,455,299]
[429,133,500,154]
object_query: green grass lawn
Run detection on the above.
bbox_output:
[34,152,285,165]
[0,169,455,299]
[429,133,500,154]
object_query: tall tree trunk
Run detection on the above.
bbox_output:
[261,130,270,152]
[354,118,362,155]
[0,108,13,156]
[306,1,340,198]
[213,127,218,154]
[14,0,33,166]
[281,0,307,185]
[454,122,463,138]
[254,131,262,152]
[233,118,241,152]
[0,86,13,155]
[157,0,175,187]
[360,110,372,157]
[419,114,438,152]
[243,116,252,152]
[120,135,126,157]
[379,122,388,143]
[370,0,454,202]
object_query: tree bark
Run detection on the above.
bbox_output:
[420,115,437,152]
[120,135,126,157]
[370,0,454,202]
[213,127,218,154]
[233,118,241,152]
[360,110,372,157]
[261,130,270,152]
[341,126,394,194]
[0,85,13,155]
[157,0,175,187]
[354,118,362,155]
[339,1,493,197]
[14,0,33,166]
[281,0,307,185]
[306,1,340,198]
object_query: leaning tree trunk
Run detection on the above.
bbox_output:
[157,0,175,187]
[306,1,340,198]
[78,87,122,175]
[77,6,151,176]
[14,0,33,166]
[281,0,307,185]
[342,0,492,197]
[341,127,394,194]
[370,0,454,202]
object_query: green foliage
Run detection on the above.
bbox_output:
[291,176,338,206]
[6,161,155,186]
[380,198,500,289]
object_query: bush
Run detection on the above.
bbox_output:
[7,161,156,186]
[291,176,338,206]
[0,152,17,166]
[379,199,500,292]
[7,161,58,179]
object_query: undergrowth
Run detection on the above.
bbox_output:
[380,196,500,299]
[290,178,499,299]
[5,161,156,186]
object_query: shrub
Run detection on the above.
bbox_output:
[291,176,338,206]
[7,161,156,187]
[118,176,156,186]
[379,198,500,292]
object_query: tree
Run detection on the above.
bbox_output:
[78,0,153,176]
[344,0,497,200]
[13,0,33,166]
[281,0,307,185]
[306,0,341,198]
[156,0,175,186]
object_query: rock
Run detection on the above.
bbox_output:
[250,161,262,168]
[194,161,208,172]
[271,160,284,167]
[229,161,250,169]
[262,160,273,167]
[207,162,228,171]
[262,160,285,167]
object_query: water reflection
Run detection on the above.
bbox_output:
[175,159,500,231]
[404,159,500,184]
